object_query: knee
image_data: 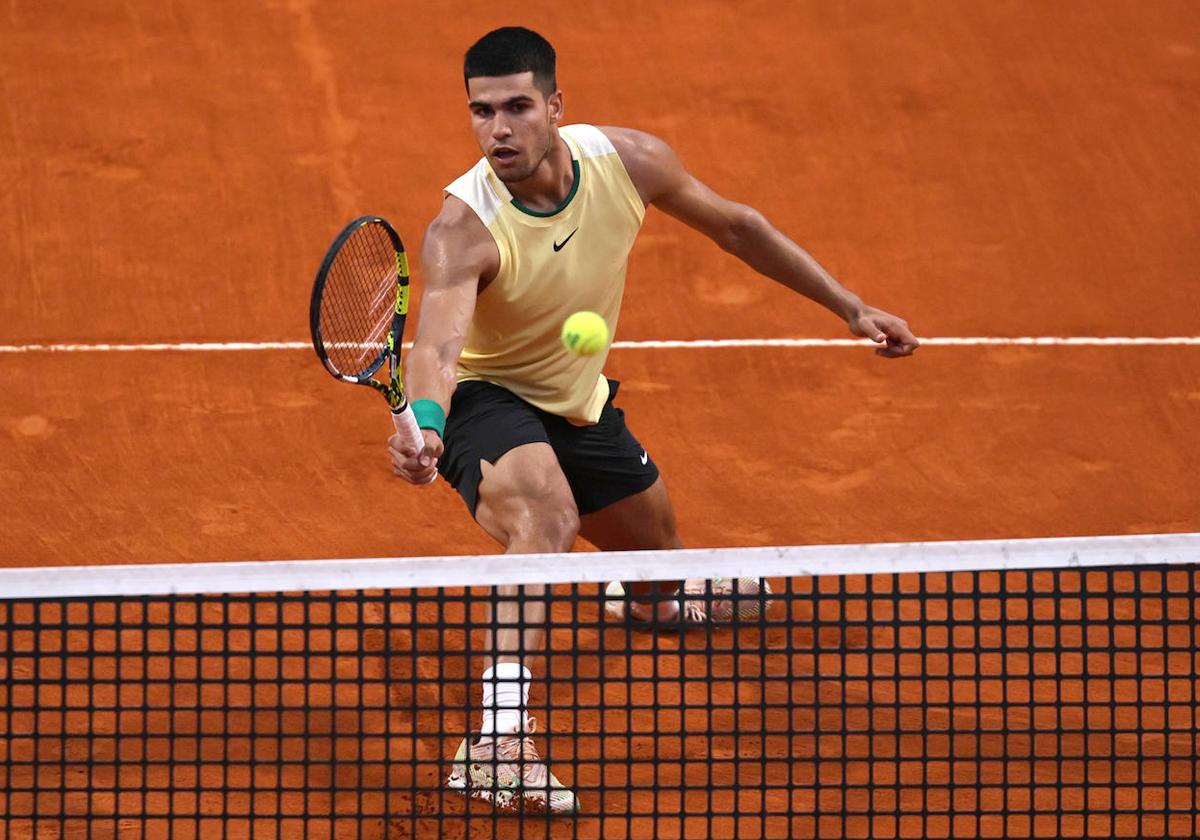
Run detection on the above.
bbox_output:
[475,445,580,553]
[479,481,580,552]
[510,499,579,552]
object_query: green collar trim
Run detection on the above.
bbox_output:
[510,158,580,217]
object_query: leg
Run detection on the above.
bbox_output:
[451,443,580,812]
[582,472,772,627]
[579,475,682,551]
[546,381,684,616]
[436,386,580,813]
[475,441,579,671]
[436,382,576,671]
[580,476,685,611]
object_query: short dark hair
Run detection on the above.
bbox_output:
[463,27,557,96]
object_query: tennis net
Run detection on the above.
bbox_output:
[1,534,1197,839]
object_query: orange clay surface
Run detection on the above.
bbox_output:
[1,2,1199,839]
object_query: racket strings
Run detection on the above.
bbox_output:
[318,224,398,376]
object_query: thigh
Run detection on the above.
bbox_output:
[475,442,579,552]
[438,380,550,518]
[579,476,682,551]
[545,380,660,516]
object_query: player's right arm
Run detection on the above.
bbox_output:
[389,196,499,484]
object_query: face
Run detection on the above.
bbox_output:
[466,72,562,183]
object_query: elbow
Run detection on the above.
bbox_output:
[407,342,457,381]
[715,205,766,255]
[427,342,463,383]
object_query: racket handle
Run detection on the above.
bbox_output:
[392,405,437,484]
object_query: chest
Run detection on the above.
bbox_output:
[484,186,642,318]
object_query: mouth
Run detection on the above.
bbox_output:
[491,147,519,165]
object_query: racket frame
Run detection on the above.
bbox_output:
[309,216,429,472]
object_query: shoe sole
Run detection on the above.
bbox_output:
[447,764,579,815]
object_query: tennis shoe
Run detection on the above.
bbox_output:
[603,577,773,624]
[446,715,579,814]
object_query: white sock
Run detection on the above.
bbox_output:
[479,662,530,736]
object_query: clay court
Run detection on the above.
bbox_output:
[1,2,1198,839]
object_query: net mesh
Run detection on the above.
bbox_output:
[1,537,1197,840]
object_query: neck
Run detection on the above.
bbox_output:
[504,132,573,213]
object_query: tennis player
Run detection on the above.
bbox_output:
[389,27,919,813]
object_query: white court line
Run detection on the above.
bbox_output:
[1,337,1199,353]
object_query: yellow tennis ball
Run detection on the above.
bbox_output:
[561,311,610,356]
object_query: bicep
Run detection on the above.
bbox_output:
[653,175,756,251]
[610,127,755,251]
[411,203,495,360]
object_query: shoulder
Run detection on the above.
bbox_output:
[427,194,487,239]
[596,126,670,156]
[423,195,499,285]
[595,126,686,204]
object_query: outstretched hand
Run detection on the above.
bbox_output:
[849,306,919,358]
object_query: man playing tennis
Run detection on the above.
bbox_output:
[389,27,919,813]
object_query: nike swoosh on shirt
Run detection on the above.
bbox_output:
[553,228,579,252]
[639,450,649,465]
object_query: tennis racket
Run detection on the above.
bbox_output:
[309,215,432,480]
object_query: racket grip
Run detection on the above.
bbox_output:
[392,405,437,484]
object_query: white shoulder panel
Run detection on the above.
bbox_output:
[444,158,505,227]
[561,124,616,159]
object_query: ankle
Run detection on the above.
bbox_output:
[628,598,679,622]
[480,662,531,736]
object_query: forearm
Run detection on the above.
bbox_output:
[405,341,461,414]
[402,280,477,416]
[725,209,863,321]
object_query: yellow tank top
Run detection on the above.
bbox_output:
[444,124,645,424]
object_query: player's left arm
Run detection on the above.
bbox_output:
[604,127,918,358]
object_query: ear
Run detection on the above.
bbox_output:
[547,90,564,125]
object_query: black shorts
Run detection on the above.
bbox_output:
[437,379,659,518]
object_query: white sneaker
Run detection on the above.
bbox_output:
[446,715,579,814]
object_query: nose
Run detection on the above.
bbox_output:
[490,114,512,141]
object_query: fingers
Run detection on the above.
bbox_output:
[388,433,442,485]
[883,321,920,357]
[394,463,439,484]
[875,342,914,358]
[851,315,886,343]
[857,310,919,358]
[419,430,444,464]
[392,455,438,485]
[388,433,415,458]
[873,335,919,357]
[387,437,415,467]
[873,326,919,357]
